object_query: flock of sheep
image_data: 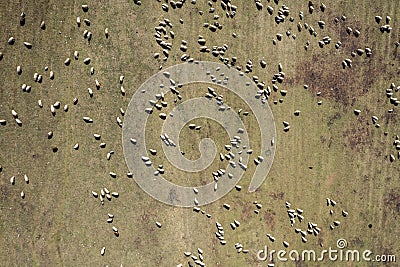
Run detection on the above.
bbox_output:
[1,0,399,266]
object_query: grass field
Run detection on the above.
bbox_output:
[1,0,400,266]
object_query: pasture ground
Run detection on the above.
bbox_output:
[0,0,399,266]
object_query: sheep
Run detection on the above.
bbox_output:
[267,234,275,242]
[117,116,122,127]
[101,247,105,256]
[23,85,31,93]
[11,110,18,118]
[52,101,60,109]
[23,42,32,49]
[82,4,89,12]
[10,176,15,185]
[100,187,111,198]
[83,57,91,65]
[8,37,15,45]
[20,12,25,26]
[83,117,93,123]
[95,79,100,89]
[92,191,98,198]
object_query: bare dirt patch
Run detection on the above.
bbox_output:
[263,209,276,231]
[342,113,373,152]
[383,188,400,218]
[295,22,388,107]
[296,53,381,107]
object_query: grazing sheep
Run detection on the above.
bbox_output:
[83,117,93,123]
[8,37,15,45]
[23,42,32,49]
[11,110,18,118]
